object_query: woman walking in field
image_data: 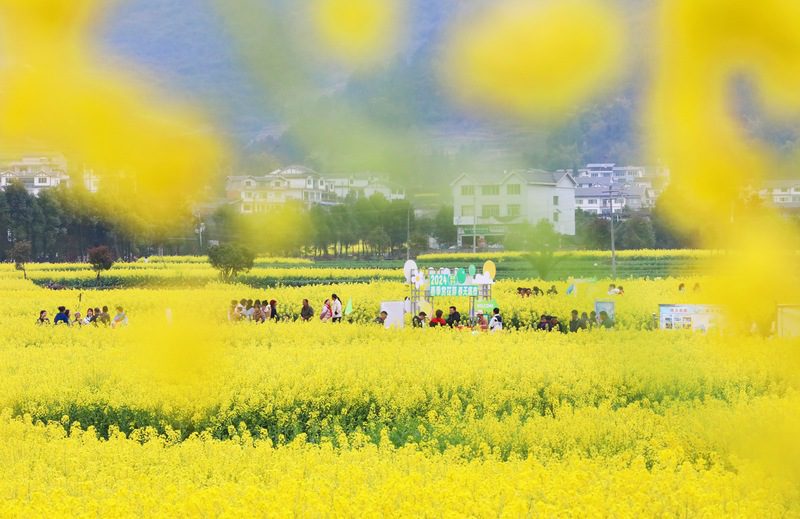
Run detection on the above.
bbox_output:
[320,299,332,322]
[331,294,343,323]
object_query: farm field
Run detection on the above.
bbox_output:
[1,260,799,515]
[22,249,724,289]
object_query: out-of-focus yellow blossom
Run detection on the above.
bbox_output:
[443,0,625,119]
[0,0,226,227]
[311,0,404,65]
[647,0,800,328]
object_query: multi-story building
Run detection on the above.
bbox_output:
[327,175,406,201]
[575,185,656,216]
[226,165,338,214]
[451,169,576,246]
[758,179,800,211]
[0,155,71,195]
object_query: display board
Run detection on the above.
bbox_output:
[659,304,722,332]
[594,301,616,321]
[379,301,406,329]
[777,305,800,338]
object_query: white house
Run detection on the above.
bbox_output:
[451,169,576,246]
[327,175,406,201]
[575,185,656,216]
[226,165,337,214]
[758,179,800,211]
[0,155,71,195]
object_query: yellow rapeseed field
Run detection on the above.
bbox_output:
[0,264,799,515]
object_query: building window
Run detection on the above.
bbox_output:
[507,184,521,195]
[589,199,597,205]
[482,205,500,218]
[577,199,584,205]
[553,212,560,222]
[36,177,49,185]
[553,195,559,206]
[507,204,521,217]
[461,185,474,196]
[481,185,500,196]
[461,205,475,217]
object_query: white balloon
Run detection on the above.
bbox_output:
[403,260,418,283]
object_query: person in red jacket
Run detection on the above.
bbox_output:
[429,309,447,327]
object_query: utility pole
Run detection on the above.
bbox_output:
[606,186,621,279]
[472,187,477,253]
[406,204,411,261]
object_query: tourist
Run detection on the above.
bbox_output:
[580,311,590,329]
[429,309,447,327]
[253,299,263,322]
[678,283,686,292]
[331,294,343,323]
[269,300,280,321]
[83,308,94,325]
[475,312,488,331]
[261,300,271,321]
[228,300,239,322]
[537,315,550,331]
[547,285,558,296]
[532,286,544,297]
[598,310,615,329]
[374,311,388,326]
[98,306,111,326]
[92,307,101,325]
[488,308,503,332]
[72,311,83,327]
[36,310,50,325]
[320,299,332,322]
[112,306,128,328]
[412,311,427,328]
[300,299,314,321]
[693,282,701,292]
[54,306,70,326]
[589,311,597,329]
[446,306,461,328]
[550,315,566,333]
[245,299,255,321]
[569,310,586,333]
[617,286,625,296]
[608,284,620,295]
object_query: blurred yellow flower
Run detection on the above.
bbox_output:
[312,0,403,64]
[0,0,226,228]
[443,0,625,119]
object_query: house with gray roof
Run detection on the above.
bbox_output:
[451,169,576,246]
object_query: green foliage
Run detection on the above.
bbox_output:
[207,243,255,282]
[505,220,565,280]
[618,213,656,249]
[87,245,115,281]
[10,241,32,279]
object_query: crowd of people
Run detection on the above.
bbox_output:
[36,305,128,328]
[228,293,345,323]
[375,305,505,332]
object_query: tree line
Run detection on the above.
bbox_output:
[0,180,795,262]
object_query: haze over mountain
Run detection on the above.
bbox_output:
[96,0,797,184]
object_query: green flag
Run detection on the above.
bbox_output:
[344,298,353,316]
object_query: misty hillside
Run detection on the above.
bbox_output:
[96,0,797,181]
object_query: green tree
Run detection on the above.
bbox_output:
[5,182,35,244]
[88,245,115,283]
[432,205,456,248]
[618,213,656,250]
[10,240,32,279]
[208,243,255,282]
[0,191,10,259]
[506,219,565,279]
